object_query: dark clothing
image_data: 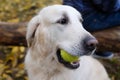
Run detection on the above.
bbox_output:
[63,0,120,32]
[63,0,120,14]
[63,0,93,15]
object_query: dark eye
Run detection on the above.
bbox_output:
[79,18,83,22]
[57,18,68,25]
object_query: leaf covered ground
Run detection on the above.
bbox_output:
[0,0,61,22]
[0,0,61,80]
[0,0,120,80]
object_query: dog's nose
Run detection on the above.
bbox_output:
[84,37,98,51]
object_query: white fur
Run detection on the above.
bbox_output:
[25,5,110,80]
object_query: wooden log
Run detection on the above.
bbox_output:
[0,22,27,46]
[93,27,120,52]
[0,22,120,52]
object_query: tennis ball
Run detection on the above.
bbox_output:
[60,49,79,62]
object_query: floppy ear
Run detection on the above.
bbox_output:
[26,15,41,47]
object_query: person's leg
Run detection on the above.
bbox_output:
[93,52,114,59]
[82,11,120,32]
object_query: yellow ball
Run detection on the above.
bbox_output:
[60,50,79,62]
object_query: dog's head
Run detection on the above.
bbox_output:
[26,5,98,69]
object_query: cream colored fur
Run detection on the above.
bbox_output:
[25,5,110,80]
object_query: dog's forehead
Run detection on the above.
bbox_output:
[39,5,82,22]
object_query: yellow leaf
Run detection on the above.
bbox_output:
[24,76,28,80]
[2,74,13,80]
[0,64,5,75]
[11,47,19,53]
[14,0,20,3]
[8,18,19,23]
[5,70,12,74]
[18,63,24,69]
[20,46,25,52]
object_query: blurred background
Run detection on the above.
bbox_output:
[0,0,120,80]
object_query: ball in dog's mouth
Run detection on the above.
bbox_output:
[56,49,80,69]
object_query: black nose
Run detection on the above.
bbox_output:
[84,37,98,51]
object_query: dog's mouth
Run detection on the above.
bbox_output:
[56,49,80,69]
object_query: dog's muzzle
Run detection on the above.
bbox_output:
[83,37,98,54]
[56,37,98,69]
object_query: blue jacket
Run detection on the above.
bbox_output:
[63,0,120,14]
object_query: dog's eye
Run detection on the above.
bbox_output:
[57,18,68,25]
[79,18,83,22]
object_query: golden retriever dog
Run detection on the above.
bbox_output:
[25,5,110,80]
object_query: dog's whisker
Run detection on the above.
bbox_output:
[90,48,96,56]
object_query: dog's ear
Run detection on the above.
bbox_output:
[26,15,41,47]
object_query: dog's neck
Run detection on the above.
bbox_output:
[26,38,77,80]
[26,48,78,80]
[26,44,64,75]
